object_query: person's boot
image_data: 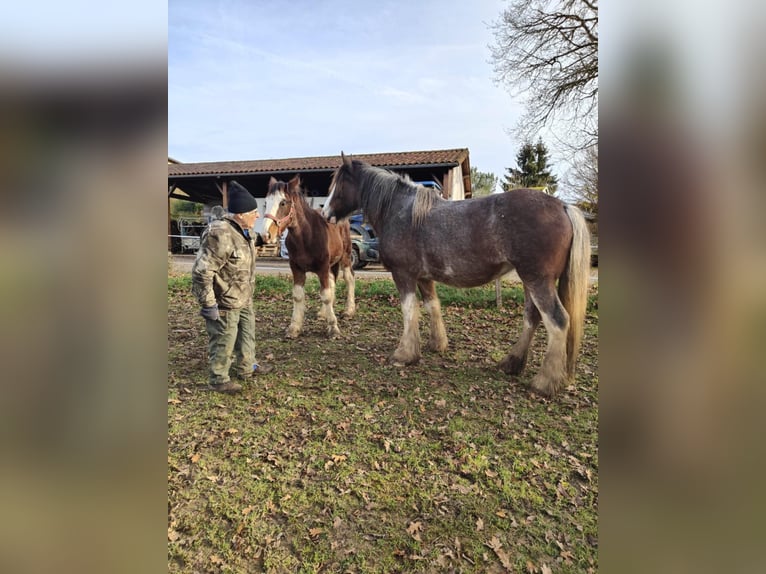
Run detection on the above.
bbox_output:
[252,363,274,375]
[210,381,243,394]
[235,363,274,380]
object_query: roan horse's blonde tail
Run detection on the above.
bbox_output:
[559,205,592,379]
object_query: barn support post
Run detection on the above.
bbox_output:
[215,180,229,210]
[168,184,177,251]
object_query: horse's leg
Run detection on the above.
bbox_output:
[341,262,356,318]
[390,275,421,366]
[286,269,307,339]
[498,284,541,376]
[318,268,340,338]
[417,278,447,353]
[525,281,570,397]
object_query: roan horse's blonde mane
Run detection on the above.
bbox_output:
[409,176,441,227]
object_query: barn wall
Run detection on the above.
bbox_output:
[444,166,465,200]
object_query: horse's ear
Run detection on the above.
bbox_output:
[341,151,352,169]
[288,175,301,191]
[269,176,277,185]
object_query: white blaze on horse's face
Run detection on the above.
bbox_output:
[322,184,336,222]
[262,189,286,244]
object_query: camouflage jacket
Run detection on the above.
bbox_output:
[191,216,256,310]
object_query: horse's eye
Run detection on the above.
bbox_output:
[279,200,286,207]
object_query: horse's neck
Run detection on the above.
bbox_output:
[362,186,414,231]
[288,200,315,236]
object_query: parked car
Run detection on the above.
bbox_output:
[349,214,379,270]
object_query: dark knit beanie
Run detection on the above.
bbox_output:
[227,181,258,213]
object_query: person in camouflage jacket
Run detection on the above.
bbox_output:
[192,181,274,394]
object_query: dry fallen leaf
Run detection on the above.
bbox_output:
[407,521,423,541]
[486,536,513,571]
[309,527,324,538]
[541,564,553,574]
[476,517,484,532]
[190,453,201,464]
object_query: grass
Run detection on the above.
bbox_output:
[168,272,598,573]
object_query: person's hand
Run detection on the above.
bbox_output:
[200,305,220,321]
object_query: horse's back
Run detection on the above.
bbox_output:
[380,189,573,285]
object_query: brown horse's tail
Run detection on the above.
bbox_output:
[337,220,353,268]
[559,205,591,379]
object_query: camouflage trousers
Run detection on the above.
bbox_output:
[204,304,255,385]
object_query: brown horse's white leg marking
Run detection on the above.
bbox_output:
[318,276,340,337]
[341,264,356,318]
[287,284,306,338]
[391,292,421,365]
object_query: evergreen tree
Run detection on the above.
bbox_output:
[470,166,499,197]
[501,138,558,193]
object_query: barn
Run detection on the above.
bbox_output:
[167,149,472,250]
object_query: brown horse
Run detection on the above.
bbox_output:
[323,153,590,397]
[262,175,355,338]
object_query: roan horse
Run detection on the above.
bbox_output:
[323,153,590,397]
[261,175,356,338]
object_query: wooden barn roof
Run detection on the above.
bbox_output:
[168,149,469,177]
[168,149,471,204]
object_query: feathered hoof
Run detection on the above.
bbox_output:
[285,326,301,339]
[327,325,341,338]
[425,340,448,354]
[389,353,420,367]
[529,374,563,398]
[498,354,527,376]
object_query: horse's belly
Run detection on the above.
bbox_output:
[427,261,513,288]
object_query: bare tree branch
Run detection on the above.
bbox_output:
[489,0,598,150]
[563,143,598,212]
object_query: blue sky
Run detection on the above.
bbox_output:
[169,0,532,190]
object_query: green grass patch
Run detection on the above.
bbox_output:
[168,273,598,573]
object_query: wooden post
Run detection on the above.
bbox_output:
[495,278,503,308]
[167,184,176,252]
[221,180,228,210]
[168,194,171,252]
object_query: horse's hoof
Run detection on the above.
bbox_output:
[498,355,526,376]
[425,341,447,354]
[389,354,419,367]
[529,374,559,398]
[327,327,340,338]
[285,328,301,339]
